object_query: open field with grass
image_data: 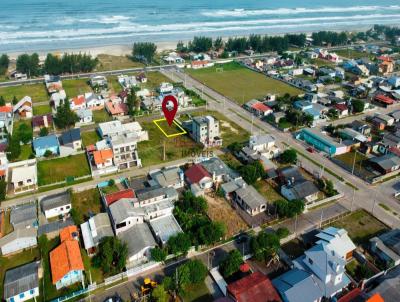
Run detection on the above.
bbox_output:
[334,49,367,59]
[33,104,52,115]
[81,248,104,284]
[335,151,375,178]
[96,54,144,72]
[0,83,48,103]
[181,282,213,302]
[330,210,388,245]
[144,71,174,90]
[154,118,186,137]
[16,144,33,161]
[187,62,301,105]
[81,130,100,146]
[63,78,91,97]
[37,153,91,185]
[310,58,337,68]
[0,248,40,299]
[254,180,285,203]
[93,109,112,123]
[71,188,102,224]
[204,193,247,238]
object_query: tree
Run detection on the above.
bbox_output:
[151,247,168,262]
[324,179,337,197]
[219,250,243,278]
[188,36,213,52]
[132,42,157,63]
[54,100,79,129]
[44,53,62,75]
[6,134,21,161]
[108,179,115,186]
[186,259,207,284]
[0,179,6,202]
[69,208,82,225]
[0,54,9,75]
[275,199,305,218]
[16,53,40,77]
[0,96,5,106]
[39,127,49,137]
[167,232,192,256]
[127,88,137,116]
[280,149,297,164]
[93,237,128,275]
[213,37,224,50]
[239,161,265,185]
[198,221,226,245]
[250,232,280,262]
[17,123,33,144]
[352,99,365,113]
[276,227,290,239]
[43,150,53,158]
[151,284,169,302]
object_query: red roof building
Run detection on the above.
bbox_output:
[0,106,13,113]
[251,102,272,113]
[32,114,53,130]
[184,164,211,184]
[338,288,384,302]
[227,272,282,302]
[375,94,395,106]
[333,103,348,112]
[104,188,135,206]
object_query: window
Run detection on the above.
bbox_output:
[308,258,313,265]
[60,207,63,211]
[30,289,34,295]
[66,205,70,209]
[19,293,25,299]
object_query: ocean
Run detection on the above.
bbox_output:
[1,0,400,53]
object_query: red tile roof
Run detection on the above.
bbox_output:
[104,188,135,206]
[389,146,400,157]
[378,55,393,62]
[251,102,272,112]
[50,240,84,284]
[185,164,211,184]
[337,288,362,302]
[72,95,85,106]
[227,272,282,302]
[0,106,12,113]
[192,60,209,66]
[105,101,128,115]
[60,225,79,242]
[375,94,395,105]
[93,149,113,165]
[334,103,348,112]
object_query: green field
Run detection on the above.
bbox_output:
[71,188,102,224]
[96,54,144,72]
[181,282,213,302]
[334,49,367,59]
[0,83,48,103]
[37,153,91,185]
[254,180,286,203]
[63,78,91,97]
[93,110,112,123]
[33,104,52,115]
[187,62,301,105]
[16,144,33,161]
[81,130,100,146]
[144,71,174,90]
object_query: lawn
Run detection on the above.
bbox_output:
[330,210,388,246]
[335,151,375,178]
[154,119,187,137]
[254,180,285,203]
[96,54,144,72]
[71,188,102,224]
[187,62,301,105]
[63,78,91,97]
[107,76,122,93]
[81,248,104,284]
[33,104,52,115]
[0,83,48,103]
[144,71,174,90]
[219,152,243,170]
[93,109,112,123]
[37,153,91,185]
[181,282,213,302]
[0,248,40,299]
[334,49,366,59]
[16,144,33,161]
[309,58,337,68]
[81,130,100,146]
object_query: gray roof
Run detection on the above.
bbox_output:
[150,167,182,187]
[369,154,400,170]
[279,166,305,183]
[37,218,74,236]
[235,185,267,209]
[109,199,136,224]
[59,128,81,145]
[10,204,37,228]
[118,223,157,258]
[136,186,178,203]
[40,191,71,212]
[283,180,319,200]
[221,178,246,194]
[369,265,400,301]
[201,157,239,179]
[149,214,183,244]
[4,262,39,299]
[0,228,37,247]
[81,213,114,250]
[372,229,400,256]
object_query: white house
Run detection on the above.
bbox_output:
[315,227,356,261]
[3,262,39,302]
[85,92,105,110]
[158,82,174,94]
[80,213,114,255]
[69,95,86,111]
[248,134,280,159]
[40,191,72,219]
[76,108,93,124]
[0,228,37,256]
[50,90,67,108]
[9,160,37,195]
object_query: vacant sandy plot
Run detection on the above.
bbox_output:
[205,193,247,237]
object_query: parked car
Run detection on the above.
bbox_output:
[307,147,315,153]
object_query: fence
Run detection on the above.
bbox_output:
[50,289,89,302]
[305,193,344,210]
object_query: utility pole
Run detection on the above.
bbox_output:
[163,140,166,161]
[372,188,378,214]
[294,214,298,236]
[351,188,355,212]
[319,209,324,228]
[351,150,357,175]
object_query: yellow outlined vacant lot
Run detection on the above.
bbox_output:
[153,118,187,138]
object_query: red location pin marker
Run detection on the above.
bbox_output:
[162,95,178,126]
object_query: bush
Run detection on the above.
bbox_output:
[280,149,297,164]
[276,227,290,239]
[151,247,168,262]
[219,250,243,278]
[43,150,53,158]
[275,199,305,218]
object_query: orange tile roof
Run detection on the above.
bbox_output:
[50,240,84,284]
[105,101,128,115]
[93,149,113,165]
[0,170,5,177]
[60,225,79,242]
[368,293,384,302]
[251,102,272,112]
[0,106,13,113]
[72,95,85,106]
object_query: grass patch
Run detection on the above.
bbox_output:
[0,248,40,299]
[330,210,388,246]
[310,58,337,68]
[71,188,102,224]
[96,54,144,72]
[334,49,366,59]
[100,184,120,194]
[81,130,100,146]
[16,144,33,161]
[2,210,13,236]
[63,79,91,97]
[37,153,91,185]
[181,282,213,302]
[144,71,175,90]
[81,248,104,284]
[0,83,48,103]
[93,110,112,123]
[187,62,301,105]
[379,203,391,212]
[33,104,52,116]
[335,151,374,179]
[254,180,285,203]
[219,152,243,170]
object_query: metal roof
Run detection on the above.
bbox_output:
[149,214,183,244]
[10,204,37,227]
[118,223,156,258]
[4,262,39,299]
[40,191,71,212]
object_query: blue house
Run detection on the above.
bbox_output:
[293,100,313,111]
[298,128,348,156]
[33,135,60,157]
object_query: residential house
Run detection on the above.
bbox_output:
[367,265,400,301]
[10,204,37,230]
[50,227,84,289]
[0,228,37,256]
[97,121,148,141]
[85,92,105,110]
[190,60,214,69]
[333,103,349,117]
[158,82,174,94]
[149,214,183,245]
[185,164,213,191]
[81,213,114,255]
[135,186,178,206]
[248,134,280,159]
[244,99,273,117]
[50,90,67,108]
[69,95,86,111]
[103,188,135,207]
[315,227,356,261]
[227,272,282,302]
[191,116,223,148]
[44,75,62,94]
[32,114,53,132]
[163,52,185,65]
[374,94,395,107]
[105,101,128,117]
[338,128,368,144]
[117,74,137,89]
[141,97,162,112]
[76,108,93,124]
[148,166,184,189]
[200,157,240,183]
[59,128,82,153]
[378,57,394,75]
[40,191,72,219]
[89,148,115,176]
[298,128,348,156]
[33,135,60,157]
[9,161,37,195]
[370,113,394,130]
[388,76,400,88]
[351,120,371,135]
[13,96,32,118]
[370,229,400,267]
[109,133,142,169]
[90,75,107,88]
[232,184,268,217]
[0,106,13,143]
[136,73,147,83]
[368,153,400,175]
[3,262,39,302]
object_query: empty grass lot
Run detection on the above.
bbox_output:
[63,78,91,97]
[96,54,144,72]
[71,189,102,225]
[254,180,286,203]
[37,153,91,185]
[181,282,213,302]
[330,210,388,245]
[0,83,48,103]
[93,109,112,123]
[81,130,100,146]
[334,49,367,59]
[33,104,52,115]
[187,62,301,105]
